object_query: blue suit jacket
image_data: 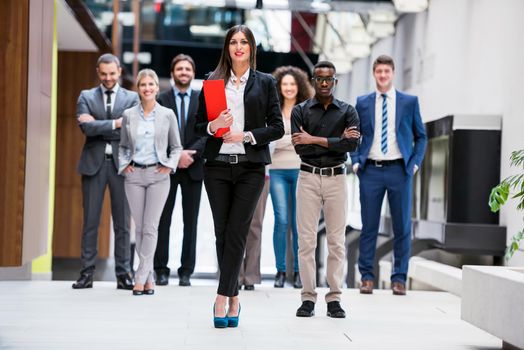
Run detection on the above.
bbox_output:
[350,90,427,174]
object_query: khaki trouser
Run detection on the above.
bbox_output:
[297,170,347,303]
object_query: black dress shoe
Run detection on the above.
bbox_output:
[296,301,315,317]
[144,288,155,295]
[156,273,169,286]
[179,275,191,286]
[72,273,93,289]
[132,289,143,296]
[327,301,346,318]
[293,272,302,289]
[244,284,255,291]
[116,274,134,290]
[274,271,286,288]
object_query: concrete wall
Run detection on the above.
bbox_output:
[344,0,524,265]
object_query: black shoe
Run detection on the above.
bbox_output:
[296,301,315,317]
[274,271,286,288]
[132,289,143,296]
[179,275,191,286]
[144,288,155,295]
[156,273,169,286]
[327,301,346,318]
[293,272,302,289]
[72,273,93,289]
[244,284,255,291]
[116,273,134,290]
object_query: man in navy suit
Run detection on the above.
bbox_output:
[351,55,427,295]
[154,54,205,287]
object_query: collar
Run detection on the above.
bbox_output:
[229,68,250,85]
[173,86,192,98]
[139,102,158,120]
[375,86,395,99]
[309,96,342,109]
[101,83,119,95]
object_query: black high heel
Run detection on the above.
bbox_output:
[274,271,286,288]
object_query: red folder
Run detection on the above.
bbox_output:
[203,79,229,138]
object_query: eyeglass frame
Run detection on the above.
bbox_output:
[311,76,337,84]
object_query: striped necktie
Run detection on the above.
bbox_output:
[381,93,388,155]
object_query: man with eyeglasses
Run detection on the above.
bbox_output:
[291,61,360,319]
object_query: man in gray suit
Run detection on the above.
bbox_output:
[72,53,139,290]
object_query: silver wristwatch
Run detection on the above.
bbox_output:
[243,132,251,144]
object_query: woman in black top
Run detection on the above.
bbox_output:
[195,24,284,328]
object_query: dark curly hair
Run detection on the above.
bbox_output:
[272,66,313,107]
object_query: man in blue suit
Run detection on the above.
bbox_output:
[351,55,427,295]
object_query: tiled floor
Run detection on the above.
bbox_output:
[0,279,501,350]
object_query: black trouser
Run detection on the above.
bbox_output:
[204,160,265,297]
[154,170,203,277]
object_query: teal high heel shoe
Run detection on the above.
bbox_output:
[227,304,241,328]
[213,304,228,328]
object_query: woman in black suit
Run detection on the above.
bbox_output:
[195,24,284,328]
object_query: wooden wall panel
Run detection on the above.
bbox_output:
[23,0,55,263]
[53,51,110,258]
[0,0,29,266]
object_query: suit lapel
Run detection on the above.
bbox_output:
[188,89,198,120]
[244,70,256,96]
[95,87,106,119]
[369,92,376,129]
[166,90,178,117]
[395,90,403,130]
[243,70,256,129]
[112,88,126,119]
[154,109,162,151]
[129,107,138,151]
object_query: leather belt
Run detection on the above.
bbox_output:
[130,161,159,169]
[214,154,249,164]
[366,159,403,167]
[300,163,346,176]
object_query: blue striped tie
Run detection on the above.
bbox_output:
[381,93,388,154]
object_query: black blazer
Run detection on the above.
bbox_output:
[195,70,284,164]
[158,88,205,181]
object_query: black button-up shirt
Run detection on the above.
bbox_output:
[291,97,360,168]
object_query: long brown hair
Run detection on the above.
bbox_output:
[209,25,257,82]
[272,66,313,107]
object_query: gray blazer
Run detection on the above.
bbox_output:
[118,104,182,174]
[76,86,139,175]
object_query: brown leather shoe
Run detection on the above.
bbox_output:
[392,281,406,295]
[359,280,374,294]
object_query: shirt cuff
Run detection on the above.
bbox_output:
[248,131,256,145]
[206,122,215,136]
[112,120,115,130]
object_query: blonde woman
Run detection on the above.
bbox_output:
[119,69,182,295]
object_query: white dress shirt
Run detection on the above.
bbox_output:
[101,83,119,154]
[219,69,250,155]
[368,86,402,161]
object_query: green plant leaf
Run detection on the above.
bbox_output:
[510,150,524,167]
[489,183,509,212]
[505,230,524,261]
